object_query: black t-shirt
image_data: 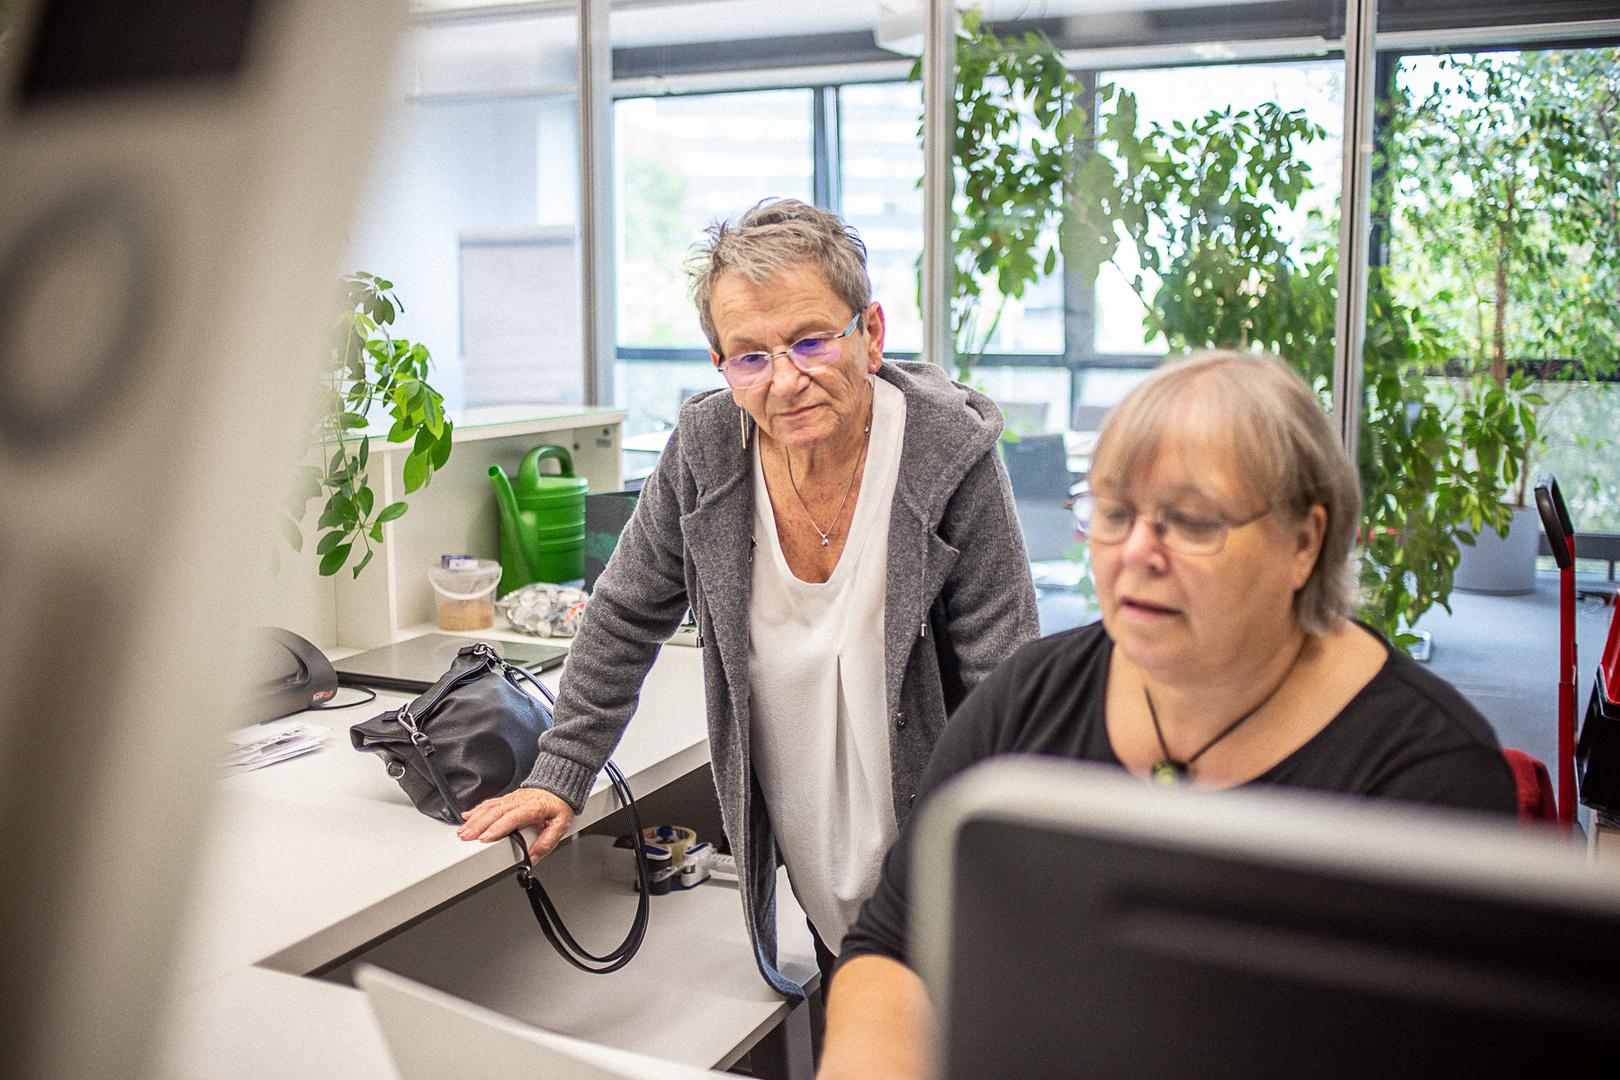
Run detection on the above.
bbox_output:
[840,621,1518,967]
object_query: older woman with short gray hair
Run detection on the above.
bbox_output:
[458,198,1041,998]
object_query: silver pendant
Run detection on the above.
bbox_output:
[820,537,829,547]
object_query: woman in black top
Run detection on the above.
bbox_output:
[815,351,1516,1080]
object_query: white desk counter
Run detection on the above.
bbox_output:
[161,642,814,1079]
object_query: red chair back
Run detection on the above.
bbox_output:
[1502,748,1557,822]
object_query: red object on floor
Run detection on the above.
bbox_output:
[1502,749,1558,822]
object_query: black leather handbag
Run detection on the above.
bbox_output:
[350,642,552,823]
[350,642,650,972]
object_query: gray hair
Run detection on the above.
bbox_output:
[687,199,871,354]
[1090,350,1361,636]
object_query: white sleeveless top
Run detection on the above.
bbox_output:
[747,376,906,952]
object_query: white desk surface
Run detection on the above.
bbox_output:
[160,640,810,1078]
[162,966,401,1080]
[172,643,708,991]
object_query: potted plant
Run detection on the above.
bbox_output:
[1384,51,1617,592]
[280,273,454,578]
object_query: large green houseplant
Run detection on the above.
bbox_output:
[934,17,1525,646]
[281,273,454,578]
[1383,50,1618,532]
[1064,82,1502,642]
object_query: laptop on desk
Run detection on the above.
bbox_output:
[357,965,720,1080]
[333,634,566,693]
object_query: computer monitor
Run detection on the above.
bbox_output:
[0,1,398,1075]
[910,758,1620,1079]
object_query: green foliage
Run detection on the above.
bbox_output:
[917,11,1090,377]
[1049,78,1529,650]
[284,273,453,578]
[1057,81,1519,644]
[932,37,1610,645]
[1354,272,1520,642]
[1066,87,1327,358]
[1384,50,1620,506]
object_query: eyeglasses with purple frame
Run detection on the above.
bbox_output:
[714,311,863,389]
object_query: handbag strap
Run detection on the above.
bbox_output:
[399,644,653,974]
[393,709,464,821]
[513,759,651,974]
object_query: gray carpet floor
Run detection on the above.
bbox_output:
[1412,576,1615,773]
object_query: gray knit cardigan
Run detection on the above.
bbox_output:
[522,360,1041,997]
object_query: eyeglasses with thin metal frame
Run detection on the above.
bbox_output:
[1071,492,1271,556]
[714,311,863,389]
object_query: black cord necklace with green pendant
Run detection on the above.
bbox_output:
[1143,639,1307,785]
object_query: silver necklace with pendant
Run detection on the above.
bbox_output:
[785,401,872,548]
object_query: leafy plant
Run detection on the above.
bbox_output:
[1062,88,1499,641]
[928,26,1612,644]
[282,273,453,578]
[1384,50,1619,508]
[912,10,1089,378]
[1066,88,1328,358]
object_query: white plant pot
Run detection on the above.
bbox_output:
[1454,505,1541,595]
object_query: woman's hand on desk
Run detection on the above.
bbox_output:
[458,787,575,863]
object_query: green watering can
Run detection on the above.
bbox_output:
[489,445,588,594]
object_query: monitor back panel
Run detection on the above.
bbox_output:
[945,818,1620,1079]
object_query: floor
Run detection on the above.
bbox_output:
[1410,575,1615,774]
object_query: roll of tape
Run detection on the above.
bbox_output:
[642,825,698,867]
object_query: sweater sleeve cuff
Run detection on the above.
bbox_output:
[521,754,597,813]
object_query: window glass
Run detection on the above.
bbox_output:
[616,89,814,353]
[1370,41,1620,773]
[608,0,902,450]
[944,1,1345,633]
[1091,61,1345,358]
[347,9,583,412]
[840,81,925,354]
[1382,46,1619,529]
[615,89,814,439]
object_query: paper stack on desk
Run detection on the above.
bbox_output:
[223,720,330,773]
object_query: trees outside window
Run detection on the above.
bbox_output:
[1385,49,1620,524]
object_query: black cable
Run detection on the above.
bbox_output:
[311,685,378,710]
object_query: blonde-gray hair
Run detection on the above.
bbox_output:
[1090,350,1361,636]
[687,199,871,354]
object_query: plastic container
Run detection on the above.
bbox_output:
[428,558,502,631]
